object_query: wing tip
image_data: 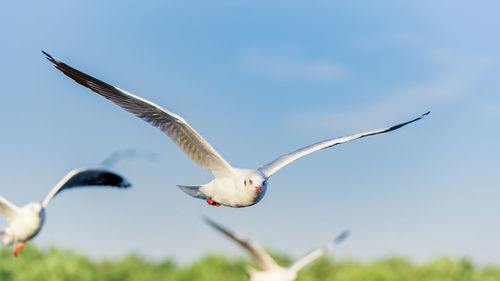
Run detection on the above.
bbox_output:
[119,178,132,188]
[70,168,132,188]
[203,217,234,236]
[101,170,131,188]
[202,216,219,228]
[334,230,350,244]
[41,50,57,64]
[202,215,212,224]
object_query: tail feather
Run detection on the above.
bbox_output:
[177,185,208,200]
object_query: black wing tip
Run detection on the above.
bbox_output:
[334,230,350,244]
[102,170,132,188]
[412,110,430,123]
[202,216,217,226]
[76,168,132,188]
[203,217,230,233]
[118,177,132,188]
[41,50,57,63]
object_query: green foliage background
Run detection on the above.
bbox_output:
[1,245,499,281]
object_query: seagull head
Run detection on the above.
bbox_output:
[27,202,43,217]
[243,172,267,194]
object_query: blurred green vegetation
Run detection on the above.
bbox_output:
[0,245,498,281]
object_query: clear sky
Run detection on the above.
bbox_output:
[1,0,499,265]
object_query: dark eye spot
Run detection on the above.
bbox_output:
[244,180,247,186]
[249,179,253,185]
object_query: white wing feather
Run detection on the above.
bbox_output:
[0,196,20,224]
[259,112,429,178]
[289,230,349,272]
[43,51,234,179]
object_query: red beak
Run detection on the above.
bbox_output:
[255,186,262,193]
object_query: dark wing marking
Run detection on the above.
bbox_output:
[43,51,234,179]
[42,168,131,207]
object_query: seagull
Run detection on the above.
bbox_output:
[43,51,429,208]
[0,168,130,257]
[205,217,349,281]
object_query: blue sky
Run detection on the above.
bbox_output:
[1,0,499,264]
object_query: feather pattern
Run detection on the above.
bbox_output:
[42,168,130,207]
[43,51,233,179]
[259,112,430,178]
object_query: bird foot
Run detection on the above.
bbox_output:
[13,243,25,257]
[206,198,221,207]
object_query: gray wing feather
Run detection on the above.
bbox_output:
[204,217,279,270]
[259,112,429,178]
[43,51,233,179]
[42,168,131,207]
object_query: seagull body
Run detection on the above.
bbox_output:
[0,168,130,256]
[1,203,45,245]
[179,168,267,207]
[248,268,296,281]
[44,51,429,208]
[205,217,349,281]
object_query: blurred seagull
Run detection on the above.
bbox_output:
[43,51,429,208]
[0,168,130,257]
[205,217,349,281]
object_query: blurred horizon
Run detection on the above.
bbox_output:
[3,244,499,281]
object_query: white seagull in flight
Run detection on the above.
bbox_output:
[43,51,429,208]
[0,168,130,257]
[205,217,349,281]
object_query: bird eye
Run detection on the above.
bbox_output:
[249,179,253,185]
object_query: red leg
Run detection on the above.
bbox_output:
[13,241,25,257]
[13,240,18,257]
[206,198,221,207]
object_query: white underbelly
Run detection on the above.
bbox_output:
[204,178,258,207]
[10,216,42,242]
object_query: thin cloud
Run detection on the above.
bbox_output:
[289,50,495,132]
[350,32,424,49]
[242,50,346,81]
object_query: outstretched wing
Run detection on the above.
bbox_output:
[204,217,279,270]
[43,51,234,179]
[259,112,429,178]
[42,168,131,207]
[290,230,349,272]
[0,196,20,224]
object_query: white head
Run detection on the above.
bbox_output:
[26,202,43,218]
[242,170,267,198]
